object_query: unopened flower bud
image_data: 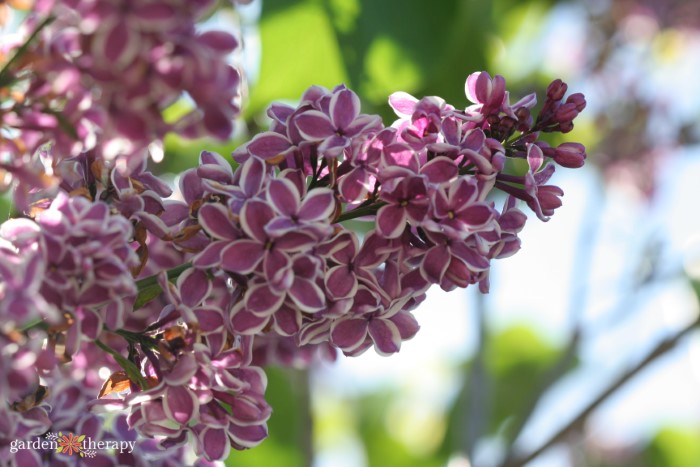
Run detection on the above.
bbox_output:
[553,142,586,168]
[546,79,567,101]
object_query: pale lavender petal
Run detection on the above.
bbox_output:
[527,143,544,173]
[388,91,418,117]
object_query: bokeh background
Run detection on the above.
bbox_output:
[59,0,700,465]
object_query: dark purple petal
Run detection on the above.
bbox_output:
[195,308,225,334]
[460,204,494,228]
[390,311,420,340]
[240,156,266,197]
[240,199,275,242]
[420,156,458,184]
[330,88,360,130]
[267,178,300,216]
[163,386,198,425]
[199,427,230,461]
[178,268,211,308]
[325,266,357,299]
[165,353,198,385]
[230,305,270,334]
[198,203,238,240]
[193,241,228,268]
[79,307,103,340]
[95,19,138,66]
[420,246,450,284]
[451,243,490,271]
[272,305,302,336]
[245,283,285,316]
[228,422,268,449]
[376,204,407,239]
[368,319,402,355]
[288,277,325,312]
[298,188,335,222]
[247,132,293,160]
[220,240,264,274]
[197,31,239,54]
[331,318,369,352]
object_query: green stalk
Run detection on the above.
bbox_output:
[0,16,56,88]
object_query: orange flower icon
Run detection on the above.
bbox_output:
[55,432,85,456]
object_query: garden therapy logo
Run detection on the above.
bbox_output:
[9,432,136,458]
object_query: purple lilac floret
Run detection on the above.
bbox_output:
[0,69,586,462]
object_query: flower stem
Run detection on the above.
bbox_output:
[335,201,386,223]
[0,15,55,88]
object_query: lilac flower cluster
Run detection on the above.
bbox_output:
[0,66,586,463]
[0,0,241,210]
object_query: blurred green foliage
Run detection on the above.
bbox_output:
[644,426,700,467]
[227,367,309,467]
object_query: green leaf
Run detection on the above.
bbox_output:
[133,263,192,311]
[95,339,149,390]
[133,282,164,311]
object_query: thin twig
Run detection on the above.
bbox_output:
[500,315,700,467]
